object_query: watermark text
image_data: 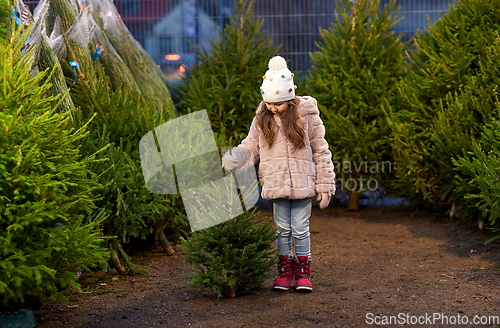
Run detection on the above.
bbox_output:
[366,312,499,325]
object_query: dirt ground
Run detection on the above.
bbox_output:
[33,207,500,328]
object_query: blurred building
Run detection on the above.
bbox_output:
[145,0,220,78]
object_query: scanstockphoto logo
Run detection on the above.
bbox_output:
[366,312,500,326]
[139,110,259,232]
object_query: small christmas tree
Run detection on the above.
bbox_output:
[173,0,280,144]
[308,0,407,210]
[180,208,276,298]
[0,25,108,309]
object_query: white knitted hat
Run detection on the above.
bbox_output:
[260,56,297,102]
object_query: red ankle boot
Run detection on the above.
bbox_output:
[293,255,313,292]
[273,255,293,291]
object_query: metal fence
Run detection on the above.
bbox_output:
[24,0,455,79]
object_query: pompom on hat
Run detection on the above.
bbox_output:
[260,55,297,102]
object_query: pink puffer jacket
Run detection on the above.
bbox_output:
[239,96,336,200]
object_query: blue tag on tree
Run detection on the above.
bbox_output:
[69,61,80,84]
[12,7,23,25]
[21,37,32,52]
[92,46,103,61]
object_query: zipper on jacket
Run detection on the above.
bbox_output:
[283,130,293,196]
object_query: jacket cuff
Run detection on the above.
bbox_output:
[316,183,336,195]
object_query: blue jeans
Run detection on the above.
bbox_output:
[272,198,313,257]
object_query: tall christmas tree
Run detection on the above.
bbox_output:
[454,119,500,242]
[173,0,280,144]
[0,24,108,309]
[308,0,407,210]
[383,0,500,207]
[445,37,500,230]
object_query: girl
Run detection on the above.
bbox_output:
[222,56,336,293]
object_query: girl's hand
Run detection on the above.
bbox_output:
[222,147,252,172]
[317,193,331,209]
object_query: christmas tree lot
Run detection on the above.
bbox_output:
[308,0,407,210]
[1,0,281,309]
[1,0,187,309]
[4,0,500,314]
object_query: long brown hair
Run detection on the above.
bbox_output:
[256,97,305,150]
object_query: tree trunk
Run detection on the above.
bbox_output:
[109,248,126,275]
[347,189,359,211]
[157,222,175,256]
[450,201,460,218]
